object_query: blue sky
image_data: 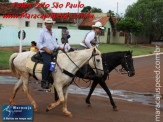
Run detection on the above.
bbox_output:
[11,0,138,14]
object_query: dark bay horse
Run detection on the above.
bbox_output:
[55,51,135,110]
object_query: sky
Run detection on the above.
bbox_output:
[11,0,138,15]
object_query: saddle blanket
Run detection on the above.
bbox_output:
[26,55,43,73]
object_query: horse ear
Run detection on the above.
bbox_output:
[130,50,133,54]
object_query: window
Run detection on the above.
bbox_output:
[37,23,43,28]
[100,30,105,36]
[100,27,105,36]
[25,21,30,27]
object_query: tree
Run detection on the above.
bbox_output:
[26,0,40,3]
[125,0,163,42]
[81,6,102,13]
[107,10,115,17]
[0,0,9,2]
[81,6,91,12]
[91,7,102,13]
[116,18,143,44]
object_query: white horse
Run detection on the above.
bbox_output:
[9,47,104,117]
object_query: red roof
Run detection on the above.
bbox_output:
[79,16,110,27]
[0,2,34,15]
[111,17,121,25]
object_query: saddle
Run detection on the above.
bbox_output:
[30,51,58,81]
[31,51,58,63]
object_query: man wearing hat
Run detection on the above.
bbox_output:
[80,21,104,49]
[80,21,104,78]
[37,18,64,89]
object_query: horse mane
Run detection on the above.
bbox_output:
[102,51,132,57]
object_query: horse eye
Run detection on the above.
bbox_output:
[96,59,100,62]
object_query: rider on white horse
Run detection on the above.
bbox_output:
[37,18,64,89]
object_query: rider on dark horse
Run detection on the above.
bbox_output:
[79,21,104,78]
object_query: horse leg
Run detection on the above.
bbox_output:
[46,86,64,111]
[9,76,23,105]
[22,74,38,111]
[86,79,98,104]
[98,81,117,111]
[62,86,72,117]
[54,87,59,101]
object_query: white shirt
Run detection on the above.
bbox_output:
[59,43,71,53]
[80,30,100,48]
[37,28,59,52]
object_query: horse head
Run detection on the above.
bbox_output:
[121,51,135,77]
[88,47,104,77]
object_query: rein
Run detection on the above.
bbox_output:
[114,53,132,74]
[62,44,103,77]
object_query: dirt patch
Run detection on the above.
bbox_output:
[0,46,30,52]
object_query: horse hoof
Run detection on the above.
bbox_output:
[64,112,72,117]
[113,107,118,111]
[9,100,16,105]
[85,99,91,105]
[46,108,49,112]
[34,108,38,112]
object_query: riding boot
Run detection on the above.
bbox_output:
[41,80,49,89]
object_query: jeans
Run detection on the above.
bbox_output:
[41,52,52,82]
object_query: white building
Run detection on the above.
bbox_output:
[0,2,47,28]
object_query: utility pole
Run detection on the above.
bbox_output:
[116,2,118,22]
[77,0,79,29]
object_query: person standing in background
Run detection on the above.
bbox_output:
[30,41,39,52]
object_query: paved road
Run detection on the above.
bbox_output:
[0,54,162,122]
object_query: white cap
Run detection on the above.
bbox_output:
[44,18,55,24]
[92,21,104,29]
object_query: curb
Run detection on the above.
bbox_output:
[0,70,11,73]
[133,52,163,58]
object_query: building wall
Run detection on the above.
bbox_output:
[0,26,62,47]
[19,8,45,28]
[110,31,125,44]
[0,16,19,27]
[54,23,77,30]
[0,8,45,28]
[0,26,89,47]
[100,21,111,43]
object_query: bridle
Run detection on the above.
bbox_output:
[115,53,134,74]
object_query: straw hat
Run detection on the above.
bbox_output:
[92,22,104,29]
[44,18,55,24]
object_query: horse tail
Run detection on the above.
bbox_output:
[9,53,20,78]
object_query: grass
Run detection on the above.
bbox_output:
[0,50,14,69]
[72,44,163,56]
[0,44,162,69]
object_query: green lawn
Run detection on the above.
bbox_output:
[72,44,163,56]
[0,50,14,69]
[0,44,162,69]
